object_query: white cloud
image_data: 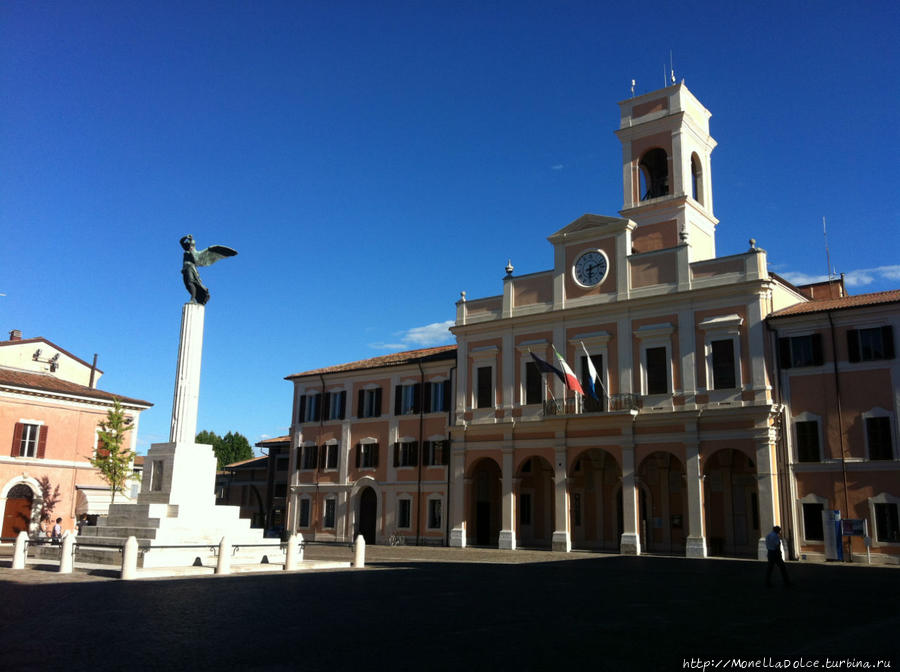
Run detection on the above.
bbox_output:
[779,265,900,289]
[551,164,565,171]
[370,320,455,351]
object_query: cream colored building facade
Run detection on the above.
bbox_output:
[286,83,899,563]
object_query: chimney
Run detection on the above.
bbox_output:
[9,329,22,341]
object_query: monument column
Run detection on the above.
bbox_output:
[170,302,205,444]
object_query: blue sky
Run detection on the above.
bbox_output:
[2,2,898,452]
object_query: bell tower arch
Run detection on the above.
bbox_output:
[615,83,718,261]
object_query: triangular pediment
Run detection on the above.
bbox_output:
[547,214,633,244]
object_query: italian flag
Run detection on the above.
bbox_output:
[553,345,585,396]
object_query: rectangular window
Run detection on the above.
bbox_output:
[645,347,668,395]
[580,355,605,412]
[19,424,40,458]
[274,483,287,498]
[298,393,321,423]
[796,421,820,463]
[151,460,164,491]
[423,440,448,466]
[427,380,450,413]
[357,443,379,469]
[524,361,543,405]
[428,499,442,529]
[874,503,900,543]
[779,334,824,369]
[848,326,895,362]
[358,388,382,418]
[476,366,493,409]
[519,493,532,526]
[395,384,420,415]
[298,499,311,528]
[711,339,736,389]
[802,503,825,541]
[867,416,893,460]
[323,499,336,529]
[398,498,411,529]
[324,444,339,470]
[394,441,419,468]
[276,456,290,472]
[301,445,318,470]
[325,391,346,421]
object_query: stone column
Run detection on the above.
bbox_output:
[685,437,707,558]
[499,447,516,550]
[756,435,778,560]
[449,446,467,548]
[620,441,641,555]
[551,445,571,552]
[169,302,205,444]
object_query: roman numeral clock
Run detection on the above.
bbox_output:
[573,249,609,287]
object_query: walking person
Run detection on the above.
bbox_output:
[765,525,791,587]
[51,517,63,545]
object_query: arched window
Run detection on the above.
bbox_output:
[639,148,669,200]
[691,153,704,204]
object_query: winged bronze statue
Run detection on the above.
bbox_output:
[180,235,238,305]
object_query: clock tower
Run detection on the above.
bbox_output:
[615,83,718,261]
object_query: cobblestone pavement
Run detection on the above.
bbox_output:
[1,546,898,671]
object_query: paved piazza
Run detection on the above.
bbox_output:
[1,546,897,670]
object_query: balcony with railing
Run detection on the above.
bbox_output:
[542,393,642,417]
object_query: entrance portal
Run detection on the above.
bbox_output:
[703,449,759,557]
[2,484,34,538]
[359,487,377,545]
[467,458,501,546]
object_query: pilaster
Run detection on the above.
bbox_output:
[499,447,516,550]
[684,432,707,557]
[620,437,641,555]
[551,445,571,552]
[755,434,778,560]
[449,446,467,547]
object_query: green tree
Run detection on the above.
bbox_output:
[89,398,136,504]
[196,430,253,469]
[37,475,61,524]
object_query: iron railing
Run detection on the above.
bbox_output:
[542,393,642,417]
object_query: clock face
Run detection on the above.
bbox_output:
[573,250,609,288]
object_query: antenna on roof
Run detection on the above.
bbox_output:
[823,216,834,281]
[670,50,676,84]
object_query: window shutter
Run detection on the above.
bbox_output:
[339,391,347,419]
[413,383,422,414]
[395,385,402,415]
[314,396,322,422]
[778,338,792,369]
[296,446,302,471]
[319,445,326,467]
[423,383,432,413]
[811,333,824,366]
[357,389,365,417]
[355,444,361,468]
[322,393,331,420]
[411,441,418,466]
[393,442,400,467]
[374,388,382,417]
[422,441,431,466]
[11,422,23,457]
[883,326,895,359]
[847,330,861,362]
[37,426,48,459]
[298,395,307,423]
[442,380,451,411]
[373,443,379,467]
[442,440,449,465]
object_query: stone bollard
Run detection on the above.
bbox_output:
[12,530,28,569]
[121,536,139,580]
[215,536,231,575]
[285,533,299,571]
[353,534,365,568]
[58,533,75,574]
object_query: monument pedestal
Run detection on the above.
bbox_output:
[81,302,283,569]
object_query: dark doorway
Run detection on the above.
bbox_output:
[2,484,33,538]
[468,458,501,547]
[359,487,377,545]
